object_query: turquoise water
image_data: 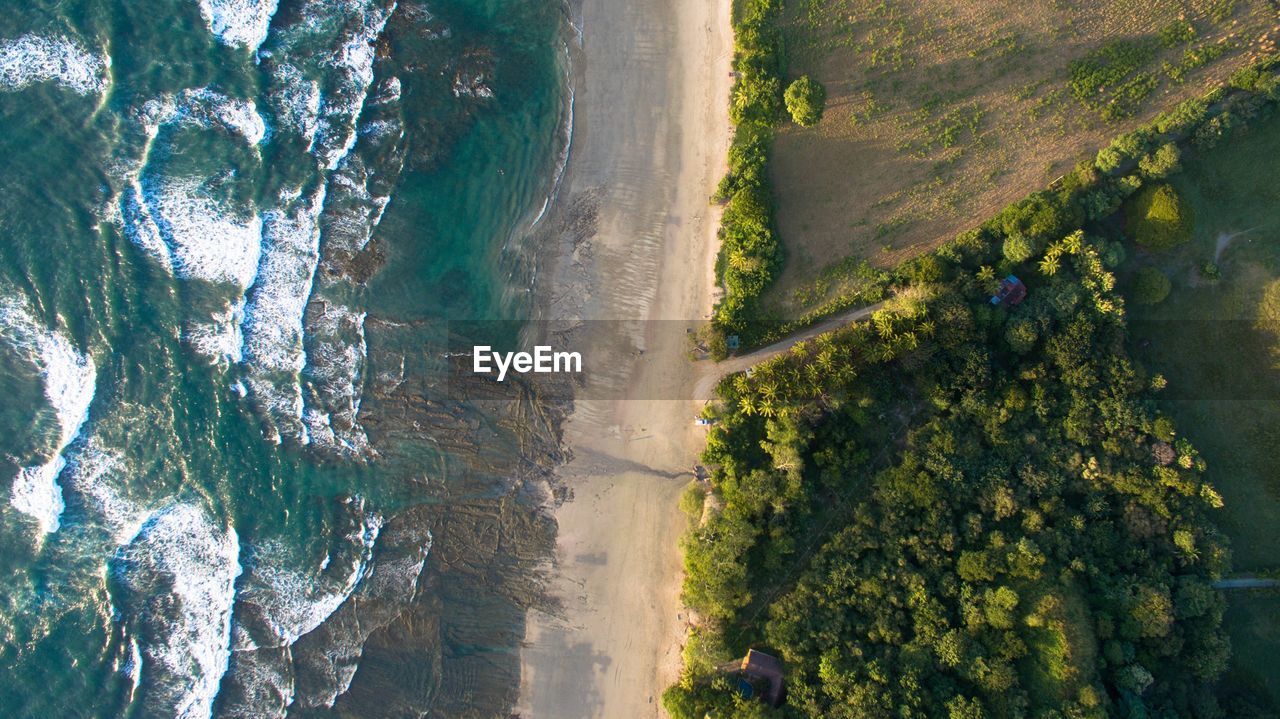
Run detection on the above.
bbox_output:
[0,1,568,716]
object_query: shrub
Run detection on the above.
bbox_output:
[1138,143,1181,179]
[1125,184,1194,251]
[679,482,706,519]
[1153,97,1210,135]
[784,76,826,127]
[899,254,945,284]
[1132,267,1172,304]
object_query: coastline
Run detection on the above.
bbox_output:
[517,0,734,714]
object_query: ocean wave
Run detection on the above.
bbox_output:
[317,154,397,270]
[0,298,96,535]
[267,63,321,143]
[61,439,148,545]
[0,34,110,95]
[175,88,268,145]
[243,187,326,374]
[235,499,380,649]
[186,298,248,365]
[219,499,380,715]
[112,502,242,719]
[136,89,266,146]
[308,0,397,169]
[289,518,431,709]
[302,303,369,457]
[241,186,327,443]
[126,174,263,290]
[198,0,280,52]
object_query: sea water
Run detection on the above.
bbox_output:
[0,0,569,715]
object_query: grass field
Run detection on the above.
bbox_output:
[1124,110,1280,705]
[769,0,1278,317]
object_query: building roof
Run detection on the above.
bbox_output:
[740,650,784,706]
[991,275,1027,306]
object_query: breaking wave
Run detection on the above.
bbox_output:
[235,499,380,650]
[61,439,148,545]
[198,0,280,52]
[259,0,394,167]
[125,176,264,290]
[0,34,110,95]
[185,298,249,365]
[1,298,96,535]
[240,186,327,444]
[302,303,369,456]
[217,498,383,716]
[112,502,242,719]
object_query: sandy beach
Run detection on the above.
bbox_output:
[516,0,734,716]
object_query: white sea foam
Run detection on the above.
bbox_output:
[310,1,397,169]
[176,88,267,145]
[120,181,175,274]
[0,34,110,95]
[237,505,380,649]
[269,64,321,143]
[241,186,326,442]
[114,502,241,719]
[320,156,395,262]
[302,304,369,456]
[292,524,431,709]
[373,76,401,105]
[123,636,143,701]
[198,0,280,52]
[128,175,263,290]
[0,298,96,535]
[62,440,147,545]
[222,500,380,713]
[186,298,247,364]
[130,89,265,153]
[242,186,325,374]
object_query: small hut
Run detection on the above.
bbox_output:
[990,275,1027,307]
[740,649,784,707]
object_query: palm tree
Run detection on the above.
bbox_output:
[758,398,776,417]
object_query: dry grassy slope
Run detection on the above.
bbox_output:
[768,0,1279,315]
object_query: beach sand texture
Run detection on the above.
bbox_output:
[516,0,734,716]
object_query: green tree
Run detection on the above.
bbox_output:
[1003,235,1035,264]
[1131,266,1172,304]
[1138,142,1182,179]
[1006,318,1039,353]
[1126,183,1194,251]
[784,76,826,127]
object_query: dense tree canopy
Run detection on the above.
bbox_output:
[668,226,1235,719]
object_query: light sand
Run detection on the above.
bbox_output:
[516,0,734,716]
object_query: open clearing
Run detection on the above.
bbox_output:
[1125,110,1280,705]
[769,0,1278,317]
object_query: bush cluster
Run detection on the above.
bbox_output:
[713,0,786,340]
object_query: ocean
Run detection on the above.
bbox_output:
[0,0,571,716]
